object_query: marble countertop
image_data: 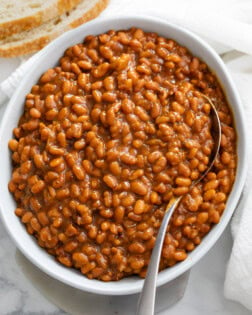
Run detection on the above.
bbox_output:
[0,57,251,315]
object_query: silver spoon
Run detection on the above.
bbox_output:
[136,95,221,315]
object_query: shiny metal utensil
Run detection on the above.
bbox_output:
[136,95,221,315]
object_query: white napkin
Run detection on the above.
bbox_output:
[223,54,252,311]
[1,0,252,311]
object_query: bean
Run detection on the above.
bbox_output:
[22,211,33,223]
[173,187,189,195]
[174,251,187,261]
[128,242,145,254]
[72,165,85,180]
[33,154,44,168]
[31,180,45,194]
[121,153,137,165]
[134,200,146,214]
[114,206,125,223]
[221,151,231,164]
[103,175,118,189]
[175,177,192,187]
[131,181,148,195]
[178,163,191,177]
[73,253,88,267]
[37,212,49,226]
[197,212,209,224]
[148,151,161,164]
[204,189,216,201]
[121,194,135,207]
[153,156,167,172]
[204,180,218,191]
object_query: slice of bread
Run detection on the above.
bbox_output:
[0,0,109,57]
[0,0,82,39]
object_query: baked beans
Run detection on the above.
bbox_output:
[8,28,236,281]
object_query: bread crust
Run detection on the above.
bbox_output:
[0,0,82,39]
[0,0,109,58]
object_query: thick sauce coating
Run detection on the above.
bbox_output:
[8,28,236,281]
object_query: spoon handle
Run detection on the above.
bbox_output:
[136,197,181,315]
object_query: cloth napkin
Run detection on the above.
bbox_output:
[1,0,252,311]
[222,54,252,311]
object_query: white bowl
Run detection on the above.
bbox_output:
[0,16,247,296]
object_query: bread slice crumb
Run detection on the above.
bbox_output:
[0,0,83,38]
[0,0,109,57]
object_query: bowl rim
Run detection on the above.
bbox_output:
[0,15,248,296]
